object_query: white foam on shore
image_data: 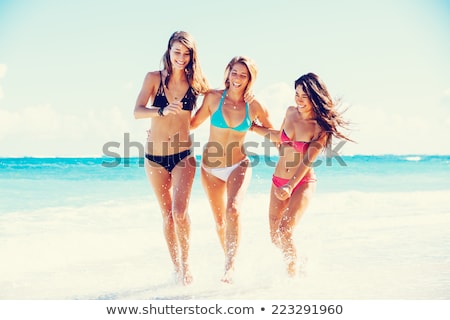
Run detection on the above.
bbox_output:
[1,190,449,299]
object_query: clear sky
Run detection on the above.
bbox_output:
[0,0,449,157]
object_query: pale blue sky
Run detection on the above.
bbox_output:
[0,0,449,156]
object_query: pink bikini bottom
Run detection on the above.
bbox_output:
[272,172,316,194]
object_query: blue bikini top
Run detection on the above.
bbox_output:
[210,90,252,132]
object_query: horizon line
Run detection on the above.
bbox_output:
[1,153,449,159]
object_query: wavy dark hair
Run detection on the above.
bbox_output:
[295,72,353,148]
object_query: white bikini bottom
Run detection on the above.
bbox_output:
[201,157,250,182]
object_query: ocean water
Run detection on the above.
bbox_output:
[1,155,449,299]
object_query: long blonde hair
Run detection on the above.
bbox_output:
[224,56,258,97]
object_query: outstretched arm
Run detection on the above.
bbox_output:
[190,92,212,130]
[254,101,274,130]
[250,103,286,143]
[251,124,281,143]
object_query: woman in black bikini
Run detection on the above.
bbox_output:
[133,31,209,285]
[252,73,352,277]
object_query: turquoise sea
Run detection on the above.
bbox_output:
[1,155,449,299]
[1,155,449,213]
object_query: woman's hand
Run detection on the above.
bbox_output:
[274,184,292,200]
[161,99,183,116]
[244,91,255,104]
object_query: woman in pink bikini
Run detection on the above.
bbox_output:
[252,72,352,277]
[191,56,273,283]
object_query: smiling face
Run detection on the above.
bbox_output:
[227,63,249,91]
[295,85,313,114]
[169,41,191,71]
[224,56,258,96]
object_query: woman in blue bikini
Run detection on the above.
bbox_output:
[133,31,209,285]
[191,56,273,283]
[252,73,352,277]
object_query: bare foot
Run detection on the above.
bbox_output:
[182,268,193,286]
[287,261,296,278]
[221,269,234,284]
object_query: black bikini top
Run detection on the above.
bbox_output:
[153,71,197,111]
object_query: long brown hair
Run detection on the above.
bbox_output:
[295,72,353,148]
[161,31,209,95]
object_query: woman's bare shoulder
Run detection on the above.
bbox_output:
[285,106,297,116]
[204,89,224,102]
[144,70,162,82]
[205,88,224,97]
[138,71,161,95]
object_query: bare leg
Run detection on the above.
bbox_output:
[278,182,316,277]
[145,161,180,276]
[201,166,227,252]
[171,155,196,285]
[268,184,289,249]
[221,161,251,283]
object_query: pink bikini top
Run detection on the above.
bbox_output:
[280,129,310,153]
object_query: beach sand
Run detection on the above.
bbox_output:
[1,190,449,300]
